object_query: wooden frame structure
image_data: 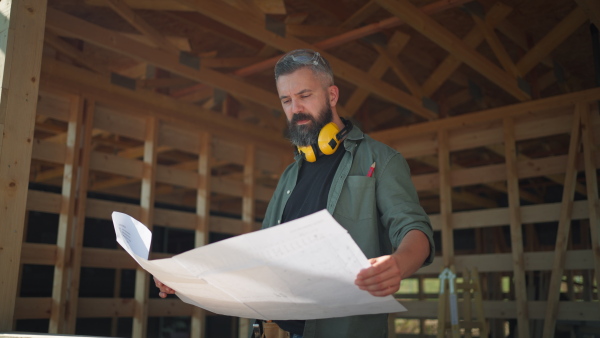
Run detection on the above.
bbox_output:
[0,0,599,337]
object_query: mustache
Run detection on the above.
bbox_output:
[290,113,315,125]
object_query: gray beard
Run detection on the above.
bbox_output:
[286,105,333,147]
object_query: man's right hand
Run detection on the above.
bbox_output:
[154,276,176,298]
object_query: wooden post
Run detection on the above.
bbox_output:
[542,105,582,338]
[438,130,454,267]
[0,0,47,330]
[239,143,256,337]
[581,104,600,306]
[50,94,84,333]
[191,132,212,338]
[503,117,530,338]
[64,98,95,332]
[133,116,158,338]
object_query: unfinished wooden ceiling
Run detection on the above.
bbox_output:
[43,0,598,130]
[34,0,599,216]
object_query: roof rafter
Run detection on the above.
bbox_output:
[515,6,587,76]
[105,0,180,53]
[375,0,531,102]
[173,0,438,120]
[45,8,283,112]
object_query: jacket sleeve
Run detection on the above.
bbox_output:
[375,153,435,266]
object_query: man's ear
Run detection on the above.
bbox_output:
[328,85,339,107]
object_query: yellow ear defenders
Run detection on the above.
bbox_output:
[297,119,352,162]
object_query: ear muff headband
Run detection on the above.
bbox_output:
[297,119,353,162]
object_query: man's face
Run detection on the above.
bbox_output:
[276,68,334,146]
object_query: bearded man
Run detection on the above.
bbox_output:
[156,49,434,338]
[258,49,434,338]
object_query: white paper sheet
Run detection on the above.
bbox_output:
[112,210,406,320]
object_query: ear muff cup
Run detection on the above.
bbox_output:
[296,119,352,162]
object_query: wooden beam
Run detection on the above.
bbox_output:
[0,0,47,330]
[542,105,582,338]
[105,0,180,53]
[423,0,513,99]
[581,104,600,308]
[63,98,95,333]
[45,9,283,112]
[375,0,530,102]
[438,130,454,267]
[344,32,410,116]
[174,0,438,120]
[339,0,380,30]
[503,117,530,337]
[370,87,600,143]
[372,44,424,98]
[49,95,83,333]
[516,7,587,76]
[471,13,520,78]
[40,59,291,154]
[243,144,256,233]
[133,116,158,338]
[191,132,211,338]
[44,31,109,75]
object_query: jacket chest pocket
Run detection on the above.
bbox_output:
[333,175,377,221]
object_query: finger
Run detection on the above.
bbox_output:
[159,291,166,298]
[356,265,399,287]
[368,284,399,297]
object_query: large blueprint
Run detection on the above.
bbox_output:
[111,210,406,320]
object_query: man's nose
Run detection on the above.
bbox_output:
[291,99,303,114]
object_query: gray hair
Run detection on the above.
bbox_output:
[274,49,334,87]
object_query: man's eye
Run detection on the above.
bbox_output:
[282,99,291,104]
[301,95,311,99]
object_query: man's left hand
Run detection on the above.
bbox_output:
[354,254,402,297]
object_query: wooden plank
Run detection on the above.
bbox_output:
[158,122,201,154]
[516,7,587,76]
[438,130,453,267]
[243,144,256,233]
[36,91,71,121]
[0,0,47,330]
[370,87,600,144]
[105,0,180,53]
[13,298,53,320]
[50,95,83,333]
[44,31,109,76]
[503,117,530,337]
[397,300,600,321]
[85,0,192,11]
[542,105,582,338]
[375,0,529,101]
[191,132,211,338]
[581,104,600,309]
[90,151,144,178]
[422,2,513,96]
[344,32,410,117]
[21,243,57,265]
[94,105,146,141]
[429,200,590,231]
[419,250,595,275]
[175,0,438,120]
[63,98,95,333]
[132,116,158,338]
[31,139,66,164]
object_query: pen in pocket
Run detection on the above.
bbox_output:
[366,162,376,177]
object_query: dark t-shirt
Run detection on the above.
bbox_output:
[274,146,346,335]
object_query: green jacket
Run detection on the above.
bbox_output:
[256,125,435,338]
